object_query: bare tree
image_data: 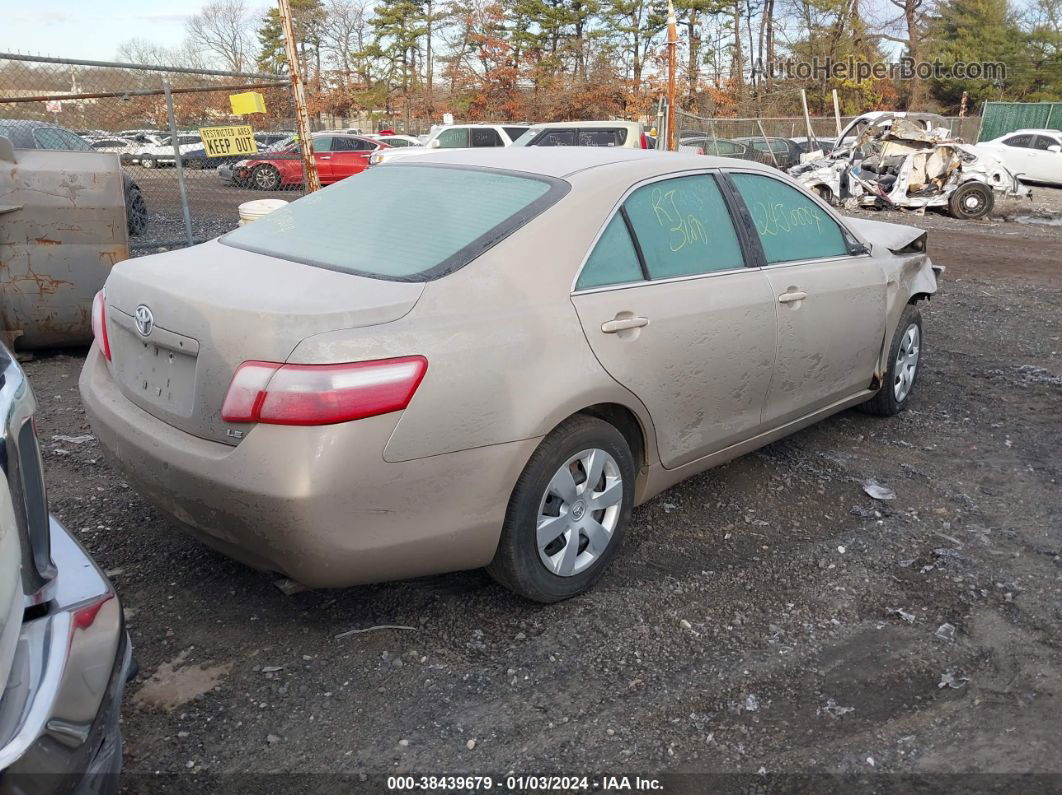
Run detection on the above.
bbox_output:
[186,0,254,72]
[322,0,374,87]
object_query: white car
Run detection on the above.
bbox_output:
[512,120,652,149]
[365,133,421,147]
[126,132,202,168]
[369,123,529,165]
[975,129,1062,186]
[85,136,139,163]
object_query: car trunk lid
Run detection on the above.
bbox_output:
[103,239,424,445]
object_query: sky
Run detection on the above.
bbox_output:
[4,0,207,62]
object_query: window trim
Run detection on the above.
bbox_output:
[570,169,754,294]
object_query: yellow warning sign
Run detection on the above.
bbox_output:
[198,125,258,158]
[230,91,267,115]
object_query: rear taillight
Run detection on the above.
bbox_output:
[640,132,649,149]
[91,289,111,361]
[695,147,704,155]
[221,356,428,426]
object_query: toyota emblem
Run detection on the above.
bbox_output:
[134,305,154,337]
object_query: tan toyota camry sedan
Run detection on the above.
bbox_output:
[80,148,940,602]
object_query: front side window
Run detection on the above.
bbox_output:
[1033,135,1060,151]
[435,128,469,148]
[576,214,643,290]
[312,136,334,152]
[730,172,849,264]
[221,165,565,281]
[624,175,744,279]
[503,126,529,142]
[32,128,70,150]
[471,128,503,147]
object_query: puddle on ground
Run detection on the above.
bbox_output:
[1012,214,1062,227]
[133,648,232,711]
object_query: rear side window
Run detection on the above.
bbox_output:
[731,173,848,264]
[624,175,744,279]
[578,129,627,146]
[471,128,503,147]
[1003,135,1032,148]
[576,215,643,290]
[503,126,529,142]
[221,165,567,281]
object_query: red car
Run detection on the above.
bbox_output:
[222,133,388,190]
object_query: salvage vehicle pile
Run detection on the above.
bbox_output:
[789,113,1030,220]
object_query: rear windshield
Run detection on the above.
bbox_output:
[220,164,567,281]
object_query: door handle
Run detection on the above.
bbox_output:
[777,291,808,304]
[601,316,649,333]
[319,155,331,160]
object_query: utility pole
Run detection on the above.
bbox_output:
[666,0,678,151]
[277,0,320,192]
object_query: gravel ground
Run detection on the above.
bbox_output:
[21,199,1062,790]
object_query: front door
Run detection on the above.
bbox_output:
[311,135,334,182]
[570,173,777,469]
[727,171,886,426]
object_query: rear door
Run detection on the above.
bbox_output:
[329,136,376,180]
[470,128,503,147]
[570,172,777,469]
[726,170,886,426]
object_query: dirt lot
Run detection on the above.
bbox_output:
[23,200,1062,789]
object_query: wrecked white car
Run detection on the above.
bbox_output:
[790,113,1030,220]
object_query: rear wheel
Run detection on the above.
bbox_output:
[488,415,635,602]
[813,185,834,204]
[860,304,922,417]
[140,155,156,169]
[251,164,282,191]
[948,181,993,220]
[125,183,148,236]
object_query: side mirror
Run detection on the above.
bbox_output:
[1049,144,1061,153]
[429,139,441,149]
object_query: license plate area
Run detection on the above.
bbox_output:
[127,341,197,415]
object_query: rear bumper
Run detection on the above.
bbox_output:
[0,517,130,795]
[79,345,536,588]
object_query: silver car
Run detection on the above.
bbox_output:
[0,347,131,792]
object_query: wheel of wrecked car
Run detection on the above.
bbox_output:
[948,182,993,220]
[488,415,635,602]
[141,155,156,169]
[125,184,148,237]
[813,185,834,204]
[860,304,922,417]
[252,164,282,191]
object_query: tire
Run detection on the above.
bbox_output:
[948,181,993,220]
[860,304,922,417]
[125,183,148,237]
[813,185,834,204]
[251,164,282,191]
[487,415,635,603]
[140,155,156,169]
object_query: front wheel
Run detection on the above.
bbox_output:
[140,155,156,169]
[251,164,282,191]
[488,415,635,602]
[860,304,922,416]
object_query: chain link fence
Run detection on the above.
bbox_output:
[674,109,982,145]
[0,53,310,252]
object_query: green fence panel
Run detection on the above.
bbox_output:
[979,102,1062,142]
